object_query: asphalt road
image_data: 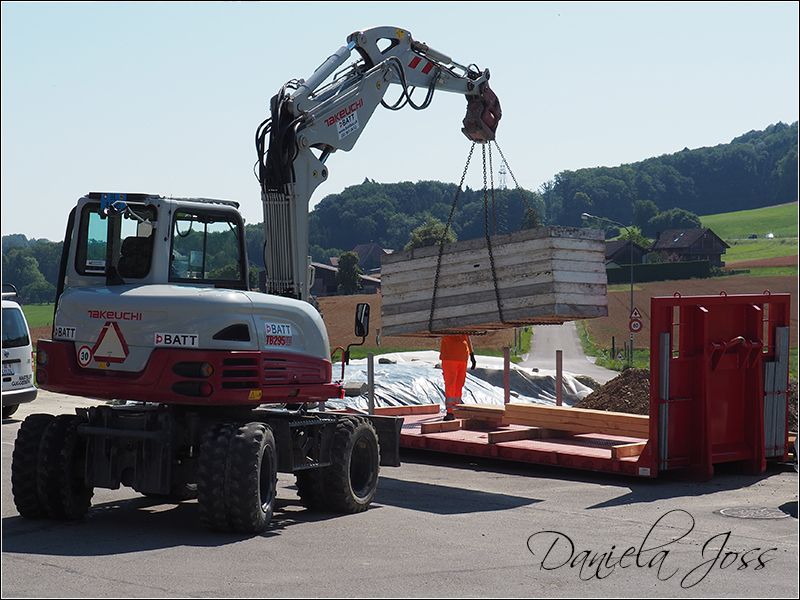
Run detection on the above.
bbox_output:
[2,391,797,598]
[521,322,620,384]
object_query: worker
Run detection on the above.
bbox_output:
[439,334,476,420]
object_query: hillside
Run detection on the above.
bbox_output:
[700,202,799,240]
[304,121,797,259]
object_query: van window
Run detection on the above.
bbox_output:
[2,307,30,349]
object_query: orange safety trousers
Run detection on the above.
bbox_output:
[442,359,468,413]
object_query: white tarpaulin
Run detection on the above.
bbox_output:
[325,351,594,412]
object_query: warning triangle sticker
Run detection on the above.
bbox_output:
[92,321,129,363]
[630,308,642,319]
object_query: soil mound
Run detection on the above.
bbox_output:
[572,368,651,415]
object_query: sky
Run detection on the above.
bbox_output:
[1,1,798,243]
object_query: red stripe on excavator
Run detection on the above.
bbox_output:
[408,56,421,69]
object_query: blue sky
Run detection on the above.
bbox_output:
[2,1,798,242]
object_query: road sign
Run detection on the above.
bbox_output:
[630,307,642,319]
[630,318,643,333]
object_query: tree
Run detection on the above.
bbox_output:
[632,199,659,231]
[336,251,362,295]
[2,248,45,291]
[617,226,651,249]
[404,216,456,250]
[21,280,56,304]
[647,208,701,235]
[519,208,541,230]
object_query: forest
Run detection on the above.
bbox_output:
[3,120,797,302]
[306,121,797,260]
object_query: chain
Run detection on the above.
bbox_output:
[482,144,505,324]
[429,143,476,333]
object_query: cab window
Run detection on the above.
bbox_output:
[169,210,247,289]
[75,203,157,278]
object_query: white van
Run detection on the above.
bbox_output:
[2,287,38,418]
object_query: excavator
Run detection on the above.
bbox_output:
[11,27,501,533]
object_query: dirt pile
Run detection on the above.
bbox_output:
[573,368,651,415]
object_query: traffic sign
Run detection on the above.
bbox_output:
[629,318,643,333]
[630,307,642,319]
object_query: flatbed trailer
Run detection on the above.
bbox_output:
[347,292,794,481]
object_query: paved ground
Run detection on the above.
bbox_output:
[2,391,797,598]
[521,322,619,384]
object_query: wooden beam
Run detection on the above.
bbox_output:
[611,442,647,459]
[453,404,506,420]
[373,404,441,416]
[420,420,462,434]
[503,403,649,439]
[487,428,540,444]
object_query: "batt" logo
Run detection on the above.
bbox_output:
[155,333,199,347]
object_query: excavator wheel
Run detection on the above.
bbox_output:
[320,416,381,513]
[197,421,236,531]
[226,422,278,533]
[11,413,55,518]
[197,421,278,533]
[36,414,94,520]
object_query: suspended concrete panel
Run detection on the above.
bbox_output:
[380,226,608,337]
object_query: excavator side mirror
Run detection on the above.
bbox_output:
[345,303,370,366]
[354,303,370,338]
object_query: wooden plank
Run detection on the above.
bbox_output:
[372,404,440,415]
[420,420,462,433]
[452,404,506,419]
[611,442,647,458]
[487,428,540,443]
[450,405,500,418]
[380,226,608,337]
[463,418,506,430]
[503,403,649,438]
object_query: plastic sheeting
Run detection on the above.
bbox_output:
[324,351,594,413]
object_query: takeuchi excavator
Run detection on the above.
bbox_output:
[12,27,501,533]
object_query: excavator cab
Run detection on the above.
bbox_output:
[60,193,249,296]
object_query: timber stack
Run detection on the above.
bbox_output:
[380,226,608,337]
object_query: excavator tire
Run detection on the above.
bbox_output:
[197,421,236,531]
[226,422,278,533]
[320,416,380,513]
[197,421,278,533]
[36,414,94,520]
[11,413,55,518]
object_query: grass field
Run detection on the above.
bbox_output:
[724,237,798,264]
[700,202,798,273]
[700,202,798,240]
[20,303,54,328]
